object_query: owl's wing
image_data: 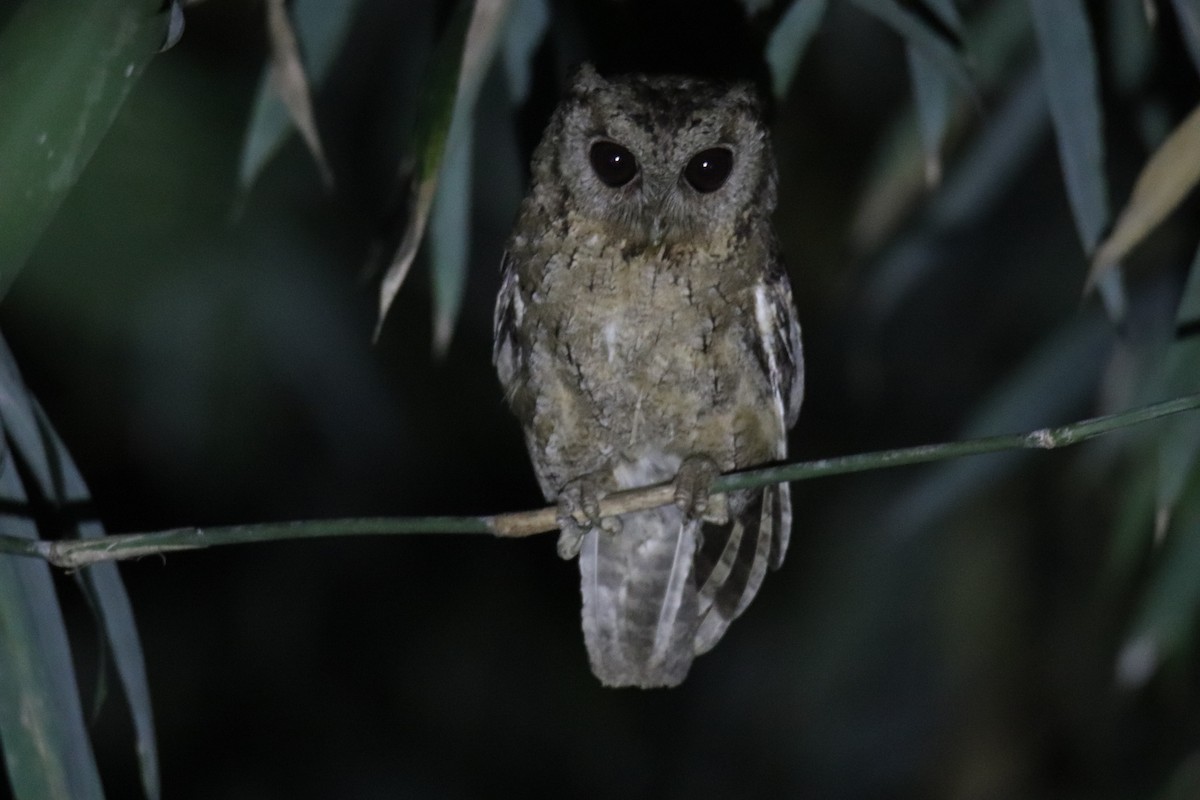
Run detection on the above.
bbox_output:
[493,251,528,410]
[691,263,803,654]
[760,261,805,430]
[692,484,789,654]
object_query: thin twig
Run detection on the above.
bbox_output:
[0,393,1197,570]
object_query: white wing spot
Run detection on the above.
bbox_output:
[754,282,787,430]
[603,320,618,363]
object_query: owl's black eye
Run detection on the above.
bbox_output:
[589,141,639,187]
[683,147,734,193]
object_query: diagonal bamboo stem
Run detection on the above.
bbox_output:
[1,392,1197,570]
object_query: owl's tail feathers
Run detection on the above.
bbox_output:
[693,483,792,655]
[578,505,700,688]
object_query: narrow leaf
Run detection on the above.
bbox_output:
[0,525,105,800]
[1154,245,1200,529]
[1157,752,1200,800]
[861,67,1048,323]
[851,0,1032,255]
[0,336,158,799]
[375,0,513,340]
[238,0,359,191]
[1088,103,1200,290]
[34,403,160,800]
[0,0,170,299]
[500,0,550,103]
[1117,481,1200,688]
[261,0,333,187]
[907,46,952,186]
[849,0,973,92]
[1108,0,1156,94]
[0,339,54,493]
[0,352,104,800]
[906,0,963,185]
[919,0,964,32]
[1171,0,1200,78]
[1028,0,1110,254]
[765,0,828,99]
[373,1,473,341]
[430,121,473,356]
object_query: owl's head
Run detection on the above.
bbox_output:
[532,64,777,247]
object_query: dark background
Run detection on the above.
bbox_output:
[3,0,1200,797]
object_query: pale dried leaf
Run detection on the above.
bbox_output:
[1088,103,1200,291]
[375,0,513,340]
[265,0,333,187]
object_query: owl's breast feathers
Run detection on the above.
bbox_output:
[495,211,803,688]
[498,219,792,472]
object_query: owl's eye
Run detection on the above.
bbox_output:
[683,147,734,193]
[589,141,639,187]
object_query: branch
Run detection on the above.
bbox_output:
[2,392,1198,570]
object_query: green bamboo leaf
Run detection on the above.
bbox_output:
[1106,453,1157,591]
[1157,752,1200,800]
[1027,0,1109,254]
[1171,0,1200,78]
[373,1,472,342]
[264,0,332,186]
[920,0,962,30]
[849,0,973,92]
[238,0,361,192]
[851,0,1031,255]
[33,402,160,800]
[429,121,472,356]
[0,351,105,800]
[375,0,513,341]
[907,47,952,186]
[0,345,53,494]
[905,0,963,185]
[765,0,827,99]
[430,0,543,355]
[0,336,158,799]
[1154,245,1200,529]
[861,67,1047,323]
[1107,0,1155,94]
[1027,0,1127,320]
[1088,103,1200,291]
[0,509,105,800]
[1117,477,1200,688]
[500,0,549,103]
[0,0,170,299]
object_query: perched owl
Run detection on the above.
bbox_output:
[494,64,803,688]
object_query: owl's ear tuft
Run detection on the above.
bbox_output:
[569,63,607,95]
[726,81,764,113]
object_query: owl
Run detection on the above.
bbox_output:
[493,64,803,688]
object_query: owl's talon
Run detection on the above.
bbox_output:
[674,455,723,522]
[557,526,585,560]
[555,472,619,556]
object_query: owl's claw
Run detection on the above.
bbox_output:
[674,455,728,524]
[555,473,621,560]
[557,527,586,560]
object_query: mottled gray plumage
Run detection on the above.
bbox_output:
[494,64,803,688]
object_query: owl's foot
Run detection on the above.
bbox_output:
[674,455,729,525]
[556,473,621,560]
